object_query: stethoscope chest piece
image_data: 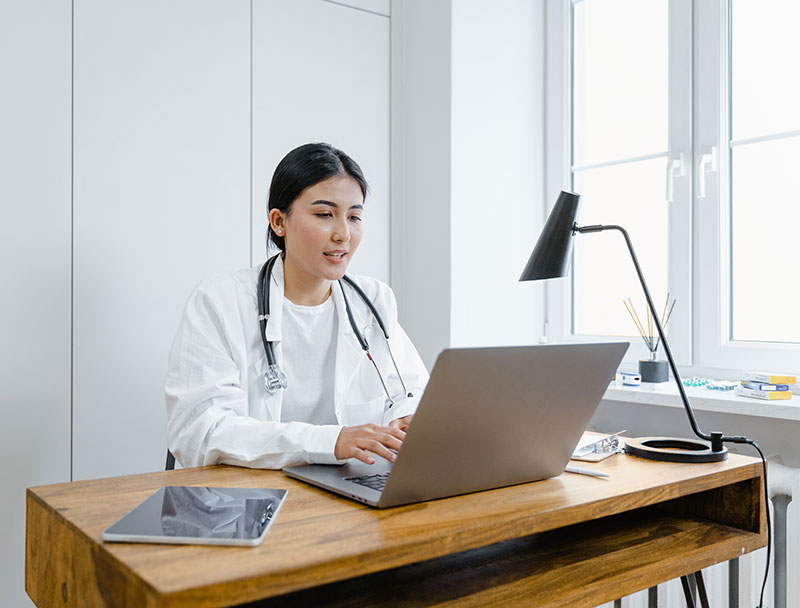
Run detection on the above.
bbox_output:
[264,363,288,395]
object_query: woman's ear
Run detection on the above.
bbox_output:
[269,208,287,235]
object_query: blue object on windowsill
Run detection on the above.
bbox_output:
[705,380,738,391]
[682,377,711,387]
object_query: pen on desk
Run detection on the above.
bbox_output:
[565,465,610,479]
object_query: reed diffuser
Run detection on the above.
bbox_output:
[623,294,676,383]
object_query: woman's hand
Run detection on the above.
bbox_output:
[389,415,413,433]
[335,424,406,465]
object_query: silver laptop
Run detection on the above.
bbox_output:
[283,342,628,508]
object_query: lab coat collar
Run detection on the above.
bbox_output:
[264,255,285,343]
[333,280,369,409]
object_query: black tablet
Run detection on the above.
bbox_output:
[102,486,287,546]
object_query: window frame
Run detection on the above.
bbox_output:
[545,0,692,367]
[545,0,800,375]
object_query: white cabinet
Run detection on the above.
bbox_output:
[71,0,251,479]
[252,0,390,281]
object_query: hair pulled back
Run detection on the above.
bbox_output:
[267,142,368,251]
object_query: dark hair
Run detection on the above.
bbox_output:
[267,143,368,251]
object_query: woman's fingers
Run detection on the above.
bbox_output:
[389,415,413,432]
[335,424,406,463]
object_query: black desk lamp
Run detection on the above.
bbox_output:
[520,190,749,463]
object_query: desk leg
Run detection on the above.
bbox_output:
[681,575,697,608]
[614,599,622,608]
[694,571,710,608]
[648,586,658,608]
[729,558,739,608]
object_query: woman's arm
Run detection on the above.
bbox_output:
[165,278,343,469]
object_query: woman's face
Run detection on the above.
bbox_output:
[270,174,365,284]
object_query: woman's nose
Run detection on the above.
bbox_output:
[332,218,350,242]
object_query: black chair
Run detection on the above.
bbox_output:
[165,449,176,471]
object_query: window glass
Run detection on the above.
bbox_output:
[573,0,668,167]
[731,0,800,141]
[730,137,800,342]
[729,0,800,343]
[572,0,669,339]
[572,159,668,337]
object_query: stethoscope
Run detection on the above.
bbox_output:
[256,254,413,408]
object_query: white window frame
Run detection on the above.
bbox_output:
[545,0,692,367]
[546,0,800,376]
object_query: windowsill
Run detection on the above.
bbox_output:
[603,382,800,422]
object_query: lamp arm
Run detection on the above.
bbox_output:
[574,223,747,450]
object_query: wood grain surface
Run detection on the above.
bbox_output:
[26,450,766,608]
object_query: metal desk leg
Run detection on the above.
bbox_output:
[648,586,658,608]
[774,494,790,608]
[694,570,710,608]
[681,575,697,608]
[729,558,739,608]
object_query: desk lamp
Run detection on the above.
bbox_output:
[520,190,748,463]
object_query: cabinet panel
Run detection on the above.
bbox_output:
[252,0,390,281]
[72,0,251,480]
[0,2,71,606]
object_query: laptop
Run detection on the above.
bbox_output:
[283,342,628,508]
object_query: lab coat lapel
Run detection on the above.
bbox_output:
[332,280,366,415]
[262,256,285,421]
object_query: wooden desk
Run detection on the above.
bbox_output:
[26,452,766,607]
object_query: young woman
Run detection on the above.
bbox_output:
[166,143,429,469]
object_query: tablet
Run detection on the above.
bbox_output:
[102,486,287,547]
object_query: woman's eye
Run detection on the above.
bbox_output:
[316,212,333,218]
[349,215,362,222]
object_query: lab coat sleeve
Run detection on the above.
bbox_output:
[165,280,343,469]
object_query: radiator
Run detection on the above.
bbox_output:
[596,461,799,608]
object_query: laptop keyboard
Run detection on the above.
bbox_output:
[345,472,390,492]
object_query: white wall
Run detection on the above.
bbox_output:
[0,3,72,606]
[252,0,390,280]
[391,0,547,367]
[390,0,453,368]
[450,0,545,348]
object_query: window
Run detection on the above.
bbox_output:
[547,0,800,373]
[728,0,800,343]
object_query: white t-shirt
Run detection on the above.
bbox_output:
[279,295,338,425]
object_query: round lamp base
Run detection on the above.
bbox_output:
[624,436,728,463]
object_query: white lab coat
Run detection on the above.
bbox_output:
[165,256,429,469]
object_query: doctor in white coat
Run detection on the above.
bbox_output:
[166,143,429,469]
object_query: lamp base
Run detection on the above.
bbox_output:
[624,436,728,463]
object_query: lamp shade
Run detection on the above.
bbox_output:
[519,191,581,281]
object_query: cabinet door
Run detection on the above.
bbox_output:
[72,0,251,480]
[252,0,390,281]
[1,3,71,605]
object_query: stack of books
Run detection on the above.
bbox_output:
[735,371,796,400]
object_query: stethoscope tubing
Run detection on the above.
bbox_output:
[257,254,411,404]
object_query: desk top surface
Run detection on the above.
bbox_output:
[28,450,763,606]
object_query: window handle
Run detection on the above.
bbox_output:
[696,147,718,199]
[666,152,686,203]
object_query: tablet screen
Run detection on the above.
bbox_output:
[102,486,287,546]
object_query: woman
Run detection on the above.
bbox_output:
[166,143,429,469]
